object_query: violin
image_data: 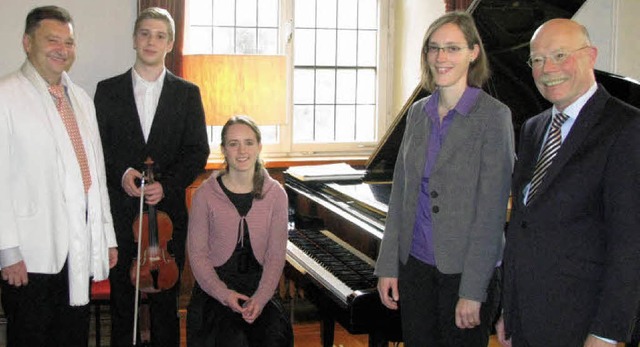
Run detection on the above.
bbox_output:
[130,157,179,293]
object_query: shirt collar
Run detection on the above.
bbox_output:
[21,59,70,90]
[552,83,598,120]
[425,86,481,119]
[132,67,166,89]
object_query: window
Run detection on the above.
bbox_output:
[185,0,389,156]
[187,0,280,55]
[293,0,378,144]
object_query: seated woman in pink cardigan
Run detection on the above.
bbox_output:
[186,115,292,347]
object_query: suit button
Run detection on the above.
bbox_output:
[430,191,438,198]
[432,206,440,213]
[521,221,527,228]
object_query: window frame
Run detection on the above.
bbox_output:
[185,0,392,159]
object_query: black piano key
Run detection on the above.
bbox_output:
[289,228,379,289]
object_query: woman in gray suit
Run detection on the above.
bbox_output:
[374,11,514,347]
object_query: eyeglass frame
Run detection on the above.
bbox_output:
[424,44,470,55]
[526,46,591,69]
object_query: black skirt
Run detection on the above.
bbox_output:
[187,282,292,347]
[186,228,292,347]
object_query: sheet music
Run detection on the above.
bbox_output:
[285,163,364,181]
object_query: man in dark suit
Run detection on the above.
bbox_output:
[94,7,209,347]
[496,18,640,347]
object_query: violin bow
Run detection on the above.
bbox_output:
[132,172,146,346]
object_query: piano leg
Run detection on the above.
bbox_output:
[319,311,395,347]
[368,330,390,347]
[320,313,335,347]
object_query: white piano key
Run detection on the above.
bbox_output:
[286,240,353,305]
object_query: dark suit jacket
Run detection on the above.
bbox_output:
[95,69,209,265]
[503,86,640,346]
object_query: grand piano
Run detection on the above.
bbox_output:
[284,1,640,346]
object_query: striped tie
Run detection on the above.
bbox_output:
[526,112,569,205]
[49,85,92,193]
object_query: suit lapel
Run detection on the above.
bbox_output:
[530,111,551,157]
[433,107,481,174]
[118,71,146,147]
[146,72,177,149]
[513,112,551,209]
[410,103,430,177]
[531,87,609,199]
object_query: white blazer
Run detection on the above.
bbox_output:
[0,61,117,305]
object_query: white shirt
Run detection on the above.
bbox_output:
[132,68,166,142]
[523,83,598,202]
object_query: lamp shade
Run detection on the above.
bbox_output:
[182,54,287,126]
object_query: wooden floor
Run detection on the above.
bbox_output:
[291,323,502,347]
[90,299,631,347]
[177,309,503,347]
[185,317,503,347]
[89,306,504,347]
[89,307,630,347]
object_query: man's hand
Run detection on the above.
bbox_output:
[122,169,142,197]
[495,314,512,347]
[455,298,482,329]
[144,182,164,206]
[583,335,617,347]
[1,261,28,287]
[377,277,399,310]
[108,247,118,269]
[122,169,163,205]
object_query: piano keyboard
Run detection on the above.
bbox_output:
[287,228,378,305]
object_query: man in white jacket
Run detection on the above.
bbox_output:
[0,6,117,346]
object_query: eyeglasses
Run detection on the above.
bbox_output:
[526,46,591,69]
[425,45,468,55]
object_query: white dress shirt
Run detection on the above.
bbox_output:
[132,67,165,142]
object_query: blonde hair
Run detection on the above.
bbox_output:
[135,7,175,41]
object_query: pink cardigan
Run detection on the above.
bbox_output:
[187,169,288,310]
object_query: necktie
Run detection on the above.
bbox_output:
[49,85,92,193]
[526,112,570,205]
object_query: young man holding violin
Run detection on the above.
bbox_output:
[95,7,209,347]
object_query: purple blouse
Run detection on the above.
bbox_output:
[409,87,481,265]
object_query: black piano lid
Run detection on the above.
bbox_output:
[365,84,429,182]
[365,0,640,182]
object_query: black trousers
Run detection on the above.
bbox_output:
[109,258,180,347]
[0,263,90,347]
[398,255,500,347]
[628,306,640,346]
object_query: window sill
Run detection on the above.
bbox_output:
[204,155,369,170]
[187,155,369,209]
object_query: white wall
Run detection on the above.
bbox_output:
[616,0,640,81]
[574,0,617,76]
[0,0,137,96]
[390,0,445,120]
[563,0,639,81]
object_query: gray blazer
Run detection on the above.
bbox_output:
[374,90,514,301]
